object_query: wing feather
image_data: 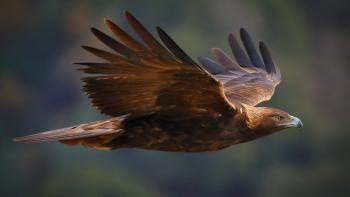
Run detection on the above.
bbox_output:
[259,41,278,75]
[81,46,123,62]
[104,18,147,51]
[211,48,244,71]
[228,33,252,67]
[123,10,173,59]
[79,11,235,118]
[157,27,198,66]
[199,29,281,106]
[239,28,265,69]
[91,28,139,61]
[197,57,226,74]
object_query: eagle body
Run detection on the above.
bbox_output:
[62,106,280,151]
[14,11,302,152]
[109,109,243,152]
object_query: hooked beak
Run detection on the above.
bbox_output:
[288,116,303,129]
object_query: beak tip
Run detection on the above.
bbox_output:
[297,120,303,129]
[290,116,303,130]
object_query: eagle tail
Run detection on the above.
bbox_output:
[13,115,127,150]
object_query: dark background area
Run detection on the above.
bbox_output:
[0,0,349,196]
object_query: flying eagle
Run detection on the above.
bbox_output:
[14,11,302,152]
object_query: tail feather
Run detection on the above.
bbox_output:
[13,116,127,143]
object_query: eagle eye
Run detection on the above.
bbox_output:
[273,114,285,121]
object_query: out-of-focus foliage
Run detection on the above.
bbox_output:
[0,0,349,196]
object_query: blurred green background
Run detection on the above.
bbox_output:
[1,0,349,196]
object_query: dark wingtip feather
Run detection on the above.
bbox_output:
[123,11,174,60]
[228,33,252,67]
[81,45,98,52]
[239,28,246,34]
[211,48,243,70]
[197,57,226,74]
[104,18,146,51]
[90,27,138,60]
[123,10,131,17]
[103,17,109,24]
[259,41,276,73]
[156,26,198,66]
[103,18,116,30]
[239,28,265,69]
[81,45,122,62]
[73,62,95,66]
[90,27,98,36]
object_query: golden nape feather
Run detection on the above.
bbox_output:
[14,10,302,152]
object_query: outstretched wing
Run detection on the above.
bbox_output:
[198,28,281,106]
[78,11,235,118]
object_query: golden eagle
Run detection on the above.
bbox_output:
[14,11,302,152]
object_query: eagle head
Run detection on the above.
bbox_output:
[244,106,303,134]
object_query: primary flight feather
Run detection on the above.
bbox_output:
[14,10,302,152]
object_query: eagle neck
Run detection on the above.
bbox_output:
[242,104,266,130]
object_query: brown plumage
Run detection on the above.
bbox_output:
[14,11,303,152]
